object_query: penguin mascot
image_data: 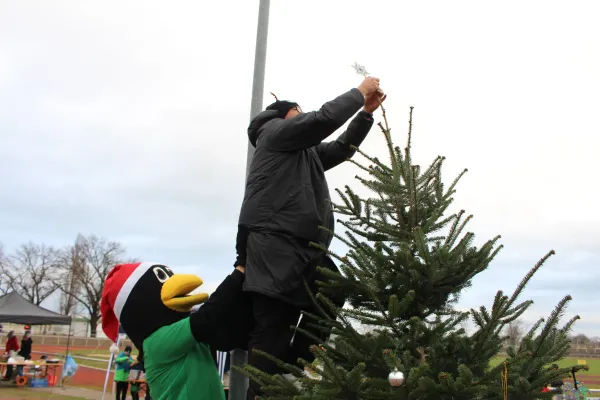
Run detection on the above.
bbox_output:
[101,262,251,400]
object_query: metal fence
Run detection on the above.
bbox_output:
[0,334,133,349]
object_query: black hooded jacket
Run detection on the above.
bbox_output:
[237,88,374,306]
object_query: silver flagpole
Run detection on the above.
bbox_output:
[229,0,270,399]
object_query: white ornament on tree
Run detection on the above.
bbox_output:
[109,344,119,355]
[388,369,405,387]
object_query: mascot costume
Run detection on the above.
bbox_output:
[101,262,251,400]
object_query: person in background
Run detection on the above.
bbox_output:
[4,331,20,380]
[16,331,33,376]
[114,345,133,400]
[129,354,145,400]
[134,353,152,400]
[550,363,564,391]
[18,331,33,360]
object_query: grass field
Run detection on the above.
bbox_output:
[491,356,600,392]
[490,356,600,376]
[69,350,112,370]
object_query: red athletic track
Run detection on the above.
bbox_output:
[30,344,113,390]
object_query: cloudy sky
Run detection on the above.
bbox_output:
[1,1,599,335]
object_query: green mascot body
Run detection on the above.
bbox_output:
[101,262,251,400]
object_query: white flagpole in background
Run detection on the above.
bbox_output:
[101,332,125,400]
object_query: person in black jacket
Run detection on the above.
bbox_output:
[18,331,32,360]
[236,77,385,398]
[550,363,564,390]
[16,331,32,376]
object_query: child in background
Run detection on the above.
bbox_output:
[114,345,133,400]
[129,354,144,400]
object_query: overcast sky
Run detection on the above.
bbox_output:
[1,1,599,336]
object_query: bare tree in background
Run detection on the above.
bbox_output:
[57,234,130,337]
[571,333,591,348]
[57,243,85,316]
[505,320,525,346]
[0,242,60,305]
[0,243,8,295]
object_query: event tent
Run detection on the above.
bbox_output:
[0,291,71,325]
[0,291,73,386]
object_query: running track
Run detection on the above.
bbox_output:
[32,344,112,390]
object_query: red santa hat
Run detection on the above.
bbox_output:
[101,262,155,342]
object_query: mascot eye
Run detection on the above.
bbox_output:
[153,267,169,283]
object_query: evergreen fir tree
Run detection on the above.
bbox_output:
[241,85,586,399]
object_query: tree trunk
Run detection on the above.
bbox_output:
[89,313,99,338]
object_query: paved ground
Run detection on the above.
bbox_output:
[0,385,99,399]
[40,386,104,400]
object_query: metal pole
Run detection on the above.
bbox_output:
[61,321,72,387]
[245,0,270,174]
[101,335,121,400]
[229,1,270,399]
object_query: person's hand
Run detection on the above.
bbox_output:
[235,265,245,274]
[357,77,380,99]
[363,90,387,113]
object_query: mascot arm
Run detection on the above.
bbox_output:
[189,269,251,350]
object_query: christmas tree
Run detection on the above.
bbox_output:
[241,82,586,400]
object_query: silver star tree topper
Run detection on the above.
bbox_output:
[352,62,369,77]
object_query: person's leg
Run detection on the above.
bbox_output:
[246,293,301,399]
[289,255,347,366]
[122,382,129,400]
[289,301,339,366]
[116,381,128,400]
[5,365,13,380]
[131,385,139,400]
[115,382,122,400]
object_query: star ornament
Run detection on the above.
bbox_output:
[352,62,369,77]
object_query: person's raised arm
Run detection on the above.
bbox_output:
[188,266,250,351]
[316,91,386,171]
[265,77,380,152]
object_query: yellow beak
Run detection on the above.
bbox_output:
[160,274,209,312]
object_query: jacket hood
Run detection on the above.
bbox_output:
[248,110,280,147]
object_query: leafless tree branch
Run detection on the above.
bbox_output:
[55,234,131,337]
[0,242,61,305]
[505,320,525,346]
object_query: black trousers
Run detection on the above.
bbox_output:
[4,365,14,380]
[116,381,129,400]
[246,292,338,399]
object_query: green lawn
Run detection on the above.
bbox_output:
[490,356,600,376]
[69,350,141,370]
[70,350,111,359]
[491,356,600,391]
[66,350,112,370]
